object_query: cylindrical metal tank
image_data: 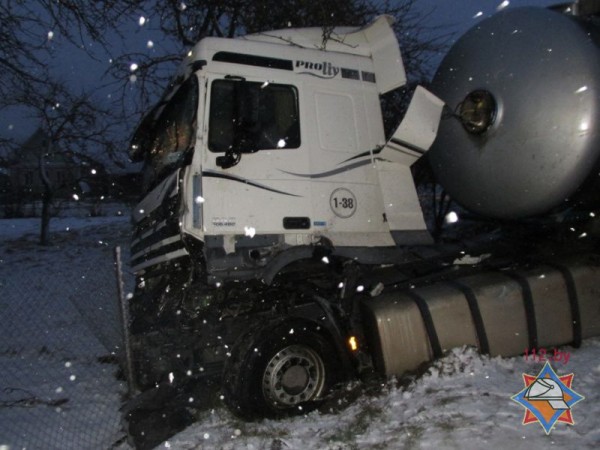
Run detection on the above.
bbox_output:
[429,7,600,219]
[361,256,600,377]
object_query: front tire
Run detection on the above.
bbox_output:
[223,322,340,419]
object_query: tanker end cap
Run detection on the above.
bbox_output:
[429,6,600,220]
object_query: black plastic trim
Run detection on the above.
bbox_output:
[449,280,490,355]
[203,170,301,197]
[341,68,360,80]
[390,137,427,155]
[503,271,538,350]
[131,240,187,269]
[131,221,181,256]
[405,291,443,359]
[283,217,310,229]
[213,52,293,71]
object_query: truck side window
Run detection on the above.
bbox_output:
[142,76,199,189]
[208,80,300,153]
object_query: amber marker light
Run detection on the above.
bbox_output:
[348,336,359,351]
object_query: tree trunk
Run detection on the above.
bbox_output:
[39,146,54,246]
[40,187,53,245]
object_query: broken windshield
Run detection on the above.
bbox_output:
[141,75,199,190]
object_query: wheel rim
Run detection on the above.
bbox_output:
[262,344,326,408]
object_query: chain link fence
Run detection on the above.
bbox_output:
[0,215,134,449]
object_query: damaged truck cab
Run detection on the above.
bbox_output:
[130,17,442,416]
[129,16,442,287]
[126,16,444,418]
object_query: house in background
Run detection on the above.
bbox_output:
[1,128,143,216]
[9,129,82,198]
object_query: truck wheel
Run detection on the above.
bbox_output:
[223,322,340,419]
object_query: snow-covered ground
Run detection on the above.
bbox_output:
[1,212,599,449]
[162,343,600,450]
[0,211,131,449]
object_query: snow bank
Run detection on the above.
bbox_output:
[164,342,600,449]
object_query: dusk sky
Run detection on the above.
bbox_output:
[0,0,569,143]
[418,0,559,35]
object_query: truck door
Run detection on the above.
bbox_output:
[201,76,311,239]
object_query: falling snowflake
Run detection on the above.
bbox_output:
[445,211,459,224]
[497,0,510,11]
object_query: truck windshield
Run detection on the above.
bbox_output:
[141,75,199,189]
[208,79,300,153]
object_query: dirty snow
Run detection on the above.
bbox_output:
[1,211,600,449]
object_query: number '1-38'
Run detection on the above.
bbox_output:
[333,198,354,209]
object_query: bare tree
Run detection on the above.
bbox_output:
[0,2,47,106]
[2,0,449,146]
[7,76,117,244]
[0,1,138,241]
[0,1,138,104]
[107,0,450,117]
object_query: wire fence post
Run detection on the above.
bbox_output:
[115,245,136,395]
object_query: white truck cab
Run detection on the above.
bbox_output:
[129,16,443,284]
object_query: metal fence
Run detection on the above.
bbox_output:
[0,223,133,449]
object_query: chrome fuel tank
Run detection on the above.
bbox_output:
[430,7,600,219]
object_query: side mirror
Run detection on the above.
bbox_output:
[216,151,241,169]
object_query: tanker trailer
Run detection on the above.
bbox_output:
[429,5,600,219]
[356,2,600,400]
